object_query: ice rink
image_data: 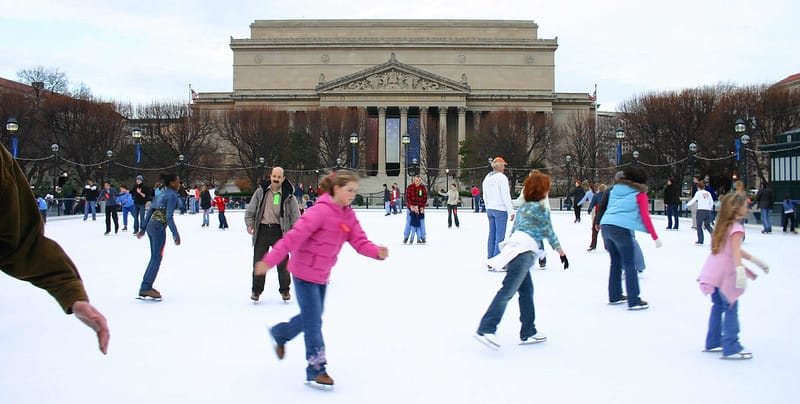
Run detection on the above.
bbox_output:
[1,207,797,404]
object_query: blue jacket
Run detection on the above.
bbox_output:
[599,183,648,233]
[117,192,134,208]
[140,188,181,241]
[36,197,48,211]
[99,187,119,206]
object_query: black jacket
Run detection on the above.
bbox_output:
[753,187,774,209]
[663,183,681,205]
[200,190,212,209]
[81,185,99,201]
[132,183,151,205]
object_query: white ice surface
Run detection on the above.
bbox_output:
[1,208,797,404]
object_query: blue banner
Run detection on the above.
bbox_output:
[136,143,141,163]
[10,137,17,158]
[735,139,741,161]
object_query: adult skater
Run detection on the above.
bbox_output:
[482,157,515,262]
[445,183,460,228]
[0,143,109,354]
[256,170,388,390]
[403,175,428,244]
[136,173,182,300]
[685,180,714,245]
[245,166,300,302]
[475,170,568,348]
[596,165,662,310]
[132,175,150,234]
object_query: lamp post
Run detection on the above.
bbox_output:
[632,150,639,163]
[445,168,450,190]
[565,154,572,182]
[178,154,185,180]
[6,117,19,158]
[689,142,697,180]
[106,150,113,179]
[51,144,59,197]
[132,127,142,176]
[335,157,342,171]
[402,132,411,197]
[735,118,750,191]
[615,127,625,165]
[349,132,358,170]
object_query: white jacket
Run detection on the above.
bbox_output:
[486,231,541,270]
[686,189,714,211]
[482,171,515,212]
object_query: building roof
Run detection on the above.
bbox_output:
[0,77,37,96]
[776,73,800,86]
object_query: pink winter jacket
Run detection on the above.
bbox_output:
[697,222,756,304]
[261,193,381,284]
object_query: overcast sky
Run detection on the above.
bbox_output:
[1,0,797,111]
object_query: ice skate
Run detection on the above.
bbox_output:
[520,333,547,345]
[281,291,291,302]
[473,332,500,349]
[306,373,334,391]
[721,350,753,360]
[137,289,162,301]
[268,326,285,360]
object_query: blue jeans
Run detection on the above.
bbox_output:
[632,233,645,272]
[706,288,743,355]
[202,209,210,226]
[760,208,772,232]
[121,205,135,227]
[666,204,680,229]
[83,200,97,220]
[403,210,426,240]
[133,204,146,232]
[271,277,328,380]
[486,209,508,258]
[696,209,713,244]
[477,252,537,339]
[601,224,643,307]
[473,195,481,212]
[384,201,391,214]
[140,221,167,291]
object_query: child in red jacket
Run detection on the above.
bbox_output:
[213,195,229,229]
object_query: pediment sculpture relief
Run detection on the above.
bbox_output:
[334,69,454,92]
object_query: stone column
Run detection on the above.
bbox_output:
[438,106,448,175]
[378,106,387,175]
[457,107,467,168]
[288,110,296,132]
[419,106,428,166]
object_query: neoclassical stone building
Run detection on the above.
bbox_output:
[195,19,593,183]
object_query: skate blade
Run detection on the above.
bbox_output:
[473,334,500,350]
[136,296,162,302]
[305,381,334,391]
[519,337,547,345]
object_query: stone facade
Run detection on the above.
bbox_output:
[195,19,594,187]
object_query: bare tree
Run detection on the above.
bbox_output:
[16,66,69,94]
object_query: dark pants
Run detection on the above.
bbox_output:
[589,223,599,249]
[666,204,680,229]
[133,204,146,233]
[695,209,714,244]
[252,224,290,295]
[447,204,460,228]
[782,212,796,232]
[218,212,228,228]
[573,204,582,222]
[601,224,643,307]
[271,277,328,380]
[105,204,119,233]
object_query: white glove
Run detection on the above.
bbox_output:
[654,238,663,248]
[735,265,747,289]
[749,256,769,274]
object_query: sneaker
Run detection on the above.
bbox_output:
[520,334,547,345]
[281,292,291,302]
[268,327,285,360]
[250,293,261,302]
[473,332,500,349]
[628,300,649,310]
[609,296,628,305]
[138,289,162,300]
[306,373,334,390]
[721,350,753,360]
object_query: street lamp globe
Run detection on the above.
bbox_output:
[740,134,750,145]
[178,154,185,162]
[349,132,359,144]
[565,155,572,162]
[5,117,19,134]
[734,118,746,134]
[401,132,410,145]
[132,127,142,142]
[106,150,113,158]
[615,127,625,140]
[633,151,640,159]
[488,157,493,166]
[689,143,697,153]
[51,144,59,153]
[258,156,265,165]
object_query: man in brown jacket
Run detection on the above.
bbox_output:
[0,143,109,354]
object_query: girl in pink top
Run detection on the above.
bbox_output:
[697,193,769,360]
[254,170,389,390]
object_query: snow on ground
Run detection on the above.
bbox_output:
[1,207,798,404]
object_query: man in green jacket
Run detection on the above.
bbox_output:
[0,143,109,354]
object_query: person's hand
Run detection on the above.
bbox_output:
[254,261,271,276]
[247,226,255,235]
[735,265,747,289]
[749,256,769,274]
[136,232,145,239]
[654,238,663,248]
[71,301,110,355]
[560,254,569,270]
[594,224,600,232]
[377,246,389,260]
[509,213,515,221]
[174,238,181,246]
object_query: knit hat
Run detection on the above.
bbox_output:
[136,175,144,181]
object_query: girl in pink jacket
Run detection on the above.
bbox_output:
[254,170,389,390]
[697,193,769,360]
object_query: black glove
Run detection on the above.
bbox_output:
[560,255,569,270]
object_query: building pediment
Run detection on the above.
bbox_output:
[316,53,470,94]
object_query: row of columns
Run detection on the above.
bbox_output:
[376,106,467,176]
